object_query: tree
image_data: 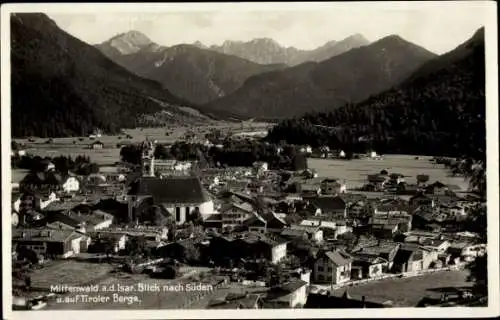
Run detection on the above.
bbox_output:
[466,254,488,298]
[167,221,177,242]
[189,207,204,226]
[120,144,143,165]
[125,236,146,257]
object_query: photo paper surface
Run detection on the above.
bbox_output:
[1,2,498,319]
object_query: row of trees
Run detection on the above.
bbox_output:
[120,140,308,171]
[12,154,98,176]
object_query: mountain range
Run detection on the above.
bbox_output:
[95,31,370,105]
[10,13,205,138]
[96,32,287,104]
[194,34,370,66]
[10,13,485,150]
[267,27,486,159]
[203,35,438,119]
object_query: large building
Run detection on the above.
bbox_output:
[127,176,214,225]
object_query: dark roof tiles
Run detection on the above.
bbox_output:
[128,176,209,204]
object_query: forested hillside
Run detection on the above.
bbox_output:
[11,13,197,138]
[267,28,485,160]
[204,35,437,119]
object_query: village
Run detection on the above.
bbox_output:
[10,126,487,310]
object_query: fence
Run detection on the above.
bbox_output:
[323,263,465,291]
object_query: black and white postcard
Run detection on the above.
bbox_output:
[1,2,498,319]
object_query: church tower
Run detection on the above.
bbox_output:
[141,137,155,177]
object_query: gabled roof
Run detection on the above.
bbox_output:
[261,211,287,228]
[128,176,209,204]
[267,280,308,302]
[321,250,352,266]
[311,196,346,211]
[45,212,82,228]
[13,227,84,243]
[290,224,321,233]
[281,228,307,238]
[351,252,388,264]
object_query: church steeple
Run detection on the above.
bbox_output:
[141,136,155,177]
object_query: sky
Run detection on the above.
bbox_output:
[41,2,491,55]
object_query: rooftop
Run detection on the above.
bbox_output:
[323,250,353,266]
[13,227,84,243]
[128,176,209,204]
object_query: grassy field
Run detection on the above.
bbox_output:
[331,270,471,307]
[308,155,469,191]
[30,260,115,291]
[45,268,220,310]
[12,122,274,167]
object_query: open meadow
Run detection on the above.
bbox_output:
[308,155,469,191]
[330,270,471,307]
[11,122,275,169]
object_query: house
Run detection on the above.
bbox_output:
[436,203,467,220]
[247,211,288,234]
[88,233,127,253]
[264,280,308,308]
[90,141,104,149]
[351,253,388,279]
[391,244,437,273]
[369,213,412,238]
[420,238,451,254]
[225,180,250,193]
[13,192,59,215]
[373,199,409,216]
[96,226,168,242]
[13,227,90,258]
[72,210,114,231]
[425,181,451,195]
[220,233,288,264]
[313,250,352,284]
[301,184,321,196]
[367,174,388,190]
[353,242,401,272]
[61,176,80,193]
[207,293,262,309]
[20,171,80,193]
[127,176,214,225]
[370,200,412,236]
[320,179,347,195]
[448,242,486,262]
[341,194,369,218]
[155,238,203,263]
[288,225,323,243]
[299,219,351,240]
[409,193,435,210]
[310,196,347,218]
[221,202,256,230]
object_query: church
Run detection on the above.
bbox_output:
[127,138,214,225]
